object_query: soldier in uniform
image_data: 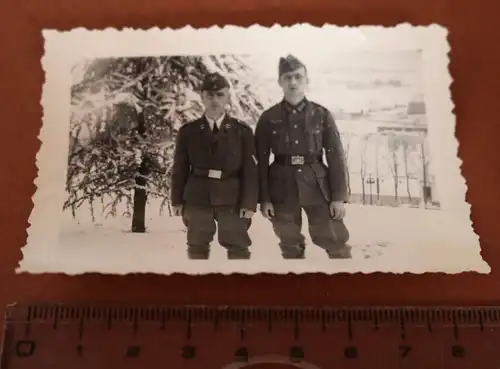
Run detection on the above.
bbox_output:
[170,72,258,260]
[255,54,352,259]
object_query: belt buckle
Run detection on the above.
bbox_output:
[291,155,304,165]
[208,169,222,179]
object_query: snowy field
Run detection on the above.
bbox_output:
[27,198,486,275]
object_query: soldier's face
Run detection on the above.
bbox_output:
[278,67,308,98]
[201,88,230,115]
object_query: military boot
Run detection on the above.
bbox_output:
[327,244,352,259]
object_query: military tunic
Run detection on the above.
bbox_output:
[255,98,350,259]
[170,114,258,259]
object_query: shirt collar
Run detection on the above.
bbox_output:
[283,98,307,113]
[205,113,225,128]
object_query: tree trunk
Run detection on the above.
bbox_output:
[359,135,370,205]
[360,172,366,204]
[420,142,429,207]
[131,163,148,233]
[403,143,412,201]
[131,109,149,233]
[343,135,352,197]
[392,151,399,202]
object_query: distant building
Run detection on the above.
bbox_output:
[377,125,427,135]
[407,100,426,115]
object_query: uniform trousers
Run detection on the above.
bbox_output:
[182,204,252,259]
[270,201,351,259]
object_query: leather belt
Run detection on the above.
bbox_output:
[273,155,323,166]
[191,167,240,179]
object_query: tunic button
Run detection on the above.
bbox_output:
[295,140,299,144]
[294,124,298,128]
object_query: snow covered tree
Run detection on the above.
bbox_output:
[66,54,270,232]
[387,134,401,202]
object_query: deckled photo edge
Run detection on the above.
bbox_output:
[19,30,69,272]
[419,25,487,272]
[17,23,490,275]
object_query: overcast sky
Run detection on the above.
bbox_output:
[243,50,422,79]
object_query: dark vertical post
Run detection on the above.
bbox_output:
[132,109,149,233]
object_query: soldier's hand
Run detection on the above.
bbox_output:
[240,209,255,219]
[260,202,275,219]
[172,205,183,216]
[329,201,346,220]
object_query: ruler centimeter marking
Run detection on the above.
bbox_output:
[2,303,500,369]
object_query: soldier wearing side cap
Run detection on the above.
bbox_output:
[170,72,259,260]
[255,54,352,259]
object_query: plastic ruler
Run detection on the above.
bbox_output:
[1,303,499,368]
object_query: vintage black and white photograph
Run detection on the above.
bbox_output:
[18,24,489,274]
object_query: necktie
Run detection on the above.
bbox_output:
[212,122,219,134]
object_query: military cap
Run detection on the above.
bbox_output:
[201,72,230,92]
[278,54,306,77]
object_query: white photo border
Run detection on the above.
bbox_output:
[17,23,490,275]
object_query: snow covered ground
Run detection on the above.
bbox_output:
[22,198,488,275]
